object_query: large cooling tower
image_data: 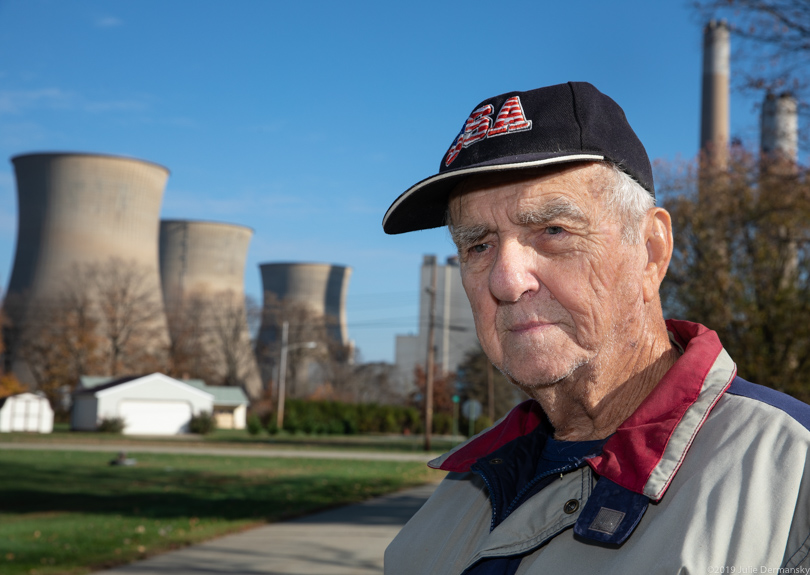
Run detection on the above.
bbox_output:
[8,152,169,299]
[761,92,798,165]
[258,262,352,346]
[5,152,171,378]
[159,220,262,397]
[700,20,730,170]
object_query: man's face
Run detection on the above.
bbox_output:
[449,163,649,391]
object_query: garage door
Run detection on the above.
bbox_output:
[118,400,192,435]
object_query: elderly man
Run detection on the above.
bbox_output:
[382,83,810,573]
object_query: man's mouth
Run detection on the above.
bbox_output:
[506,319,558,334]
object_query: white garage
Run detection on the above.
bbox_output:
[71,373,214,435]
[0,392,54,433]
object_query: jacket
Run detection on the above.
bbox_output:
[385,320,810,574]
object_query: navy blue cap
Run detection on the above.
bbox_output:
[383,82,654,234]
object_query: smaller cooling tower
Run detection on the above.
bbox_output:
[159,220,262,397]
[258,262,352,347]
[700,20,730,169]
[761,92,798,165]
[160,220,254,300]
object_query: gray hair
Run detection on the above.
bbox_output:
[603,163,655,245]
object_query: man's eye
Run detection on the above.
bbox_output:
[546,226,564,235]
[471,243,490,254]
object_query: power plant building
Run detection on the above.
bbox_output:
[159,220,262,398]
[395,255,479,394]
[5,152,171,380]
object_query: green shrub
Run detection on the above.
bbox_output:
[272,400,425,436]
[246,414,262,435]
[433,412,453,436]
[460,415,494,436]
[97,416,125,433]
[189,410,217,435]
[265,418,279,435]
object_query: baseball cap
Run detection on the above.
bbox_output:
[382,81,654,234]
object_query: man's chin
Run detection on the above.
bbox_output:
[500,355,590,390]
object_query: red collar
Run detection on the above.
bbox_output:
[432,320,735,500]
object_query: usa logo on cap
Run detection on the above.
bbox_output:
[445,96,533,166]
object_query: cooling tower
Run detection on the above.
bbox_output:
[700,20,730,169]
[761,92,798,165]
[8,152,169,299]
[258,262,352,347]
[5,152,171,379]
[159,220,262,397]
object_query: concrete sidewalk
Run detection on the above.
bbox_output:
[93,483,437,575]
[0,441,437,462]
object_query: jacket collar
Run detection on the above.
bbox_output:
[431,320,736,502]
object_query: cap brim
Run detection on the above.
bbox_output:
[382,153,605,234]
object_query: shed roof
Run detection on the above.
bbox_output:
[181,380,249,406]
[76,374,247,406]
[73,373,213,401]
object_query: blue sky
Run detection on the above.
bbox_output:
[0,0,778,363]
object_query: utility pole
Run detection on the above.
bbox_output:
[276,320,289,431]
[275,321,318,431]
[424,257,437,451]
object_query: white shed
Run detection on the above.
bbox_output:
[72,373,214,435]
[0,392,54,433]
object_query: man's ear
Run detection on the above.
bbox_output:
[642,208,673,303]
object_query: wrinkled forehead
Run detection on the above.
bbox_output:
[447,161,610,225]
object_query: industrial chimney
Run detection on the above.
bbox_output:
[700,20,731,170]
[761,92,798,167]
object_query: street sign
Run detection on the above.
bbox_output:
[462,399,482,421]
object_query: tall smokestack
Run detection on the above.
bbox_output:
[701,20,730,169]
[761,92,798,166]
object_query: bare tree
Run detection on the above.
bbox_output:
[89,258,169,376]
[7,259,168,407]
[455,346,526,422]
[164,294,213,380]
[256,293,340,399]
[13,265,105,408]
[206,291,262,390]
[348,361,409,405]
[661,150,810,400]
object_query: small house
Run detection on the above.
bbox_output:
[72,373,214,435]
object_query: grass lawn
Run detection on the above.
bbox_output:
[0,449,442,575]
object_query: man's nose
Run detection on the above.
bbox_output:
[488,240,541,303]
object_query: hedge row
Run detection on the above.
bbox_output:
[247,400,495,437]
[258,400,423,435]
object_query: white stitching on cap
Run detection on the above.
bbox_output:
[382,154,605,229]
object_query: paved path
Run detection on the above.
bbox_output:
[0,441,437,462]
[92,483,437,575]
